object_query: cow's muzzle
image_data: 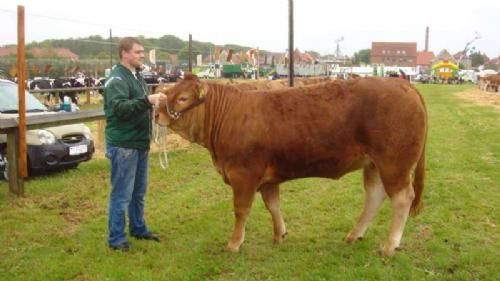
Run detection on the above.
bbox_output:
[154,94,181,121]
[165,101,181,120]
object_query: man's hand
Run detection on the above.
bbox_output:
[147,93,167,105]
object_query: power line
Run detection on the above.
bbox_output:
[0,8,282,55]
[0,8,164,35]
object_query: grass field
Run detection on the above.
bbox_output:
[0,84,499,280]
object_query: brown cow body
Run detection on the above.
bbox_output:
[156,74,427,256]
[480,74,500,92]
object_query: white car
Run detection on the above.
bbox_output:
[196,68,215,79]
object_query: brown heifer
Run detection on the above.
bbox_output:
[480,74,500,92]
[155,74,427,256]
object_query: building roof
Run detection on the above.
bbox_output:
[416,51,435,66]
[434,49,455,63]
[0,47,17,57]
[489,56,500,66]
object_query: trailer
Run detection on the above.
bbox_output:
[275,64,329,77]
[222,64,244,78]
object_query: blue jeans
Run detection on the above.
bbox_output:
[106,145,150,247]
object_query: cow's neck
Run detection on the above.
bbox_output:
[203,83,240,158]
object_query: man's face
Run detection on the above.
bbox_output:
[122,43,145,69]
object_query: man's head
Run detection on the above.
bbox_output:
[119,37,144,70]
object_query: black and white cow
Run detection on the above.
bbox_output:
[29,79,55,104]
[52,77,79,104]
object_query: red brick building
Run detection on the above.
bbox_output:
[371,42,417,67]
[416,51,435,73]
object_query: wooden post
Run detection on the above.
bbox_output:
[86,90,91,104]
[288,0,294,87]
[256,48,260,80]
[7,130,24,195]
[17,5,28,179]
[188,34,192,73]
[109,29,113,68]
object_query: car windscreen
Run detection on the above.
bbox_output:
[0,82,47,113]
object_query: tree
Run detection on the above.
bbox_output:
[352,49,371,65]
[178,45,203,64]
[469,51,484,67]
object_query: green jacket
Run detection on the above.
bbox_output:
[104,64,152,150]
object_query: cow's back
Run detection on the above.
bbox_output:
[208,77,426,182]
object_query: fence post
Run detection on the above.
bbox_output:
[7,129,24,196]
[86,90,91,104]
[97,120,105,154]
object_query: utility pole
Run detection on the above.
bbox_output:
[288,0,294,87]
[109,29,113,68]
[188,34,192,73]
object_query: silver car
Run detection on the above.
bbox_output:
[0,79,94,179]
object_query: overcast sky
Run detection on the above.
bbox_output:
[1,0,499,58]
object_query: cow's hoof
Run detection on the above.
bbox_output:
[345,232,363,243]
[381,242,398,257]
[226,242,241,253]
[273,231,288,244]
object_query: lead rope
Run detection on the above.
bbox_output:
[152,94,169,170]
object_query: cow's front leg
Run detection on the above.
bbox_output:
[260,184,287,244]
[227,184,256,252]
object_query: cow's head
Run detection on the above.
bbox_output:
[154,73,208,127]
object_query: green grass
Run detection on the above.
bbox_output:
[1,84,499,281]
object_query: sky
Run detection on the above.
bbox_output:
[1,0,499,58]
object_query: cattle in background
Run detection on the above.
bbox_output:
[29,79,54,104]
[29,79,52,91]
[479,74,500,92]
[48,77,78,104]
[52,78,71,89]
[155,74,428,257]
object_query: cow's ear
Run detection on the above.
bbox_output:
[198,82,209,99]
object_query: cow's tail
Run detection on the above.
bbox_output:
[410,143,425,217]
[410,89,427,217]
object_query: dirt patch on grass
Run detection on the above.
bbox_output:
[455,88,500,112]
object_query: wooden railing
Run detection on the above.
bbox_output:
[0,110,105,196]
[1,84,161,196]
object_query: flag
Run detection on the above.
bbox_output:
[149,49,156,65]
[9,65,17,78]
[215,47,222,60]
[32,65,40,75]
[44,64,52,74]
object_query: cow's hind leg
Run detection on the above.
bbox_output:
[382,178,415,257]
[346,162,386,243]
[260,184,287,244]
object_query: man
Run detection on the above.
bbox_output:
[104,37,165,251]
